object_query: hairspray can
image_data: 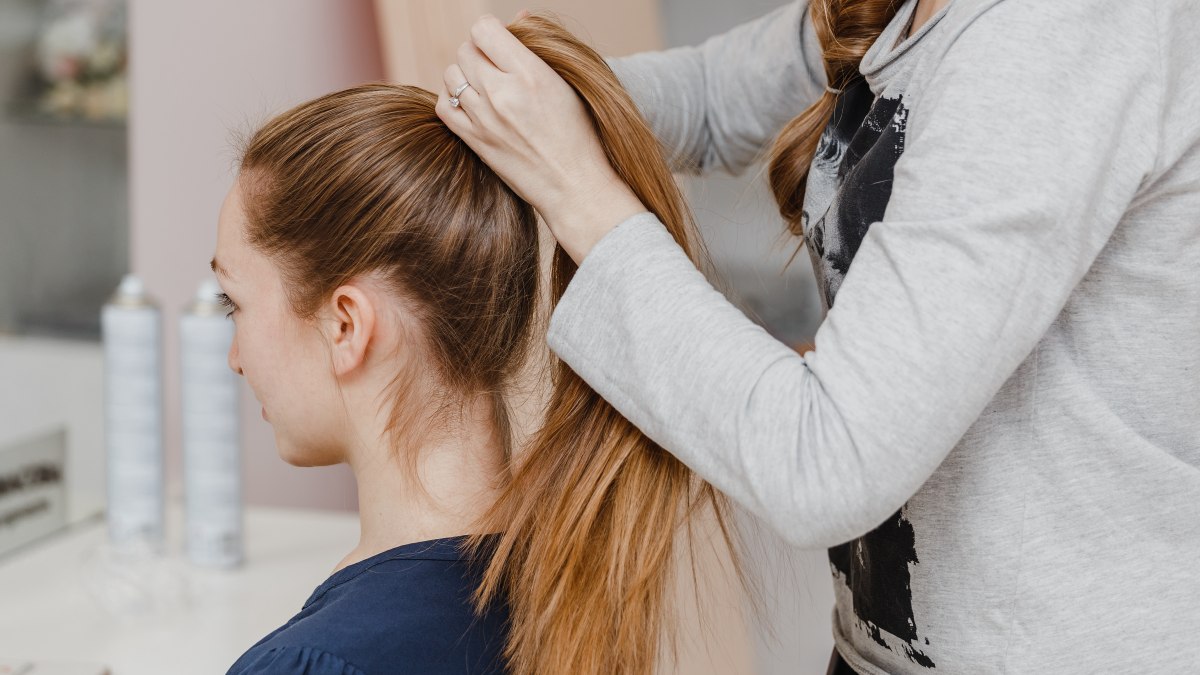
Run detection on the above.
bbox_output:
[101,274,165,551]
[180,279,243,567]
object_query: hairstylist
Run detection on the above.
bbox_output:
[436,1,1200,673]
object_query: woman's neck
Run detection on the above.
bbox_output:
[909,0,951,38]
[334,397,504,573]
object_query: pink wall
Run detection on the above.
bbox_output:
[128,0,384,511]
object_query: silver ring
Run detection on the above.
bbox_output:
[451,81,471,98]
[449,97,461,108]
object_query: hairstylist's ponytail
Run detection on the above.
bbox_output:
[470,14,737,675]
[768,0,901,239]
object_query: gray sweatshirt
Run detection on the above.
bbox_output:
[551,0,1200,673]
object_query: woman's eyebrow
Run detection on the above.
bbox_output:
[210,257,233,279]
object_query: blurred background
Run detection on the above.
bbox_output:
[0,0,832,672]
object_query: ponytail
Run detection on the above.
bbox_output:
[470,14,737,675]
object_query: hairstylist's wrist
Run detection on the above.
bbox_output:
[539,173,646,266]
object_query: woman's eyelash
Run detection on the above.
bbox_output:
[216,292,238,318]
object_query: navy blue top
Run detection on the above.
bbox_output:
[226,536,509,675]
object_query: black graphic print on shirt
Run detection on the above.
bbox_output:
[801,76,935,669]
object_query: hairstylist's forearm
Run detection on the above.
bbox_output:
[538,168,647,265]
[604,2,823,177]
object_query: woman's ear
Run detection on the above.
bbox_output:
[323,283,376,377]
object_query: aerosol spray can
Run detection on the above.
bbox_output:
[180,279,243,567]
[102,274,165,551]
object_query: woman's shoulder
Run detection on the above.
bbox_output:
[228,536,509,675]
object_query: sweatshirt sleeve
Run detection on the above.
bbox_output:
[546,0,1163,548]
[605,0,826,176]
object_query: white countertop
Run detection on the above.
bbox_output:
[0,504,359,675]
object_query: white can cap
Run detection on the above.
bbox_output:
[196,278,223,303]
[116,274,146,300]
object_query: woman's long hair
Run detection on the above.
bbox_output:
[768,0,902,238]
[237,13,736,675]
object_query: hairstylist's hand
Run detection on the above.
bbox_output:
[435,14,647,265]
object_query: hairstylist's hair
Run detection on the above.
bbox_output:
[237,13,736,675]
[768,0,902,238]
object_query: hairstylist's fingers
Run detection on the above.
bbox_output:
[456,40,499,95]
[441,63,483,117]
[469,14,543,74]
[442,63,471,98]
[436,87,478,133]
[438,66,479,125]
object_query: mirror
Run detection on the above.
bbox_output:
[0,0,127,554]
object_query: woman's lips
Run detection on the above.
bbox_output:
[261,406,267,421]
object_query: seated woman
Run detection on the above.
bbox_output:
[219,14,735,675]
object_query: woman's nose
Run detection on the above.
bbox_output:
[228,337,243,376]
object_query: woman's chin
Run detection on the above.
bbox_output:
[274,435,341,467]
